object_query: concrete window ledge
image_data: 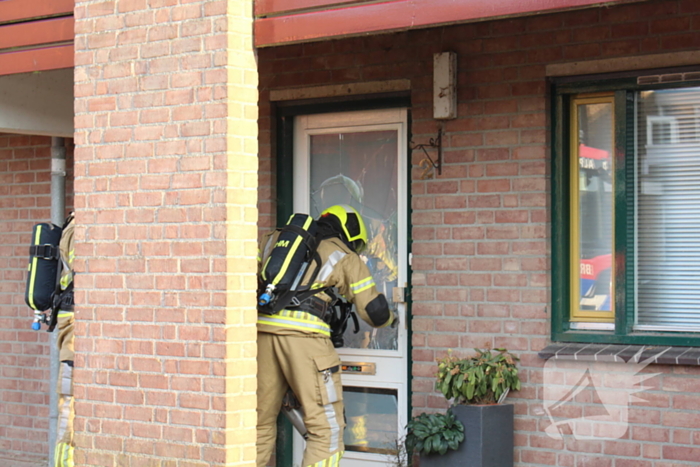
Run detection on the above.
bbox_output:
[538,343,700,366]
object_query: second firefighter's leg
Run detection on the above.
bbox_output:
[256,332,289,467]
[278,336,345,467]
[55,313,74,467]
[55,361,74,467]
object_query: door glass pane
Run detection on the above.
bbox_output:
[575,100,614,316]
[343,386,398,454]
[309,130,399,350]
[636,87,700,330]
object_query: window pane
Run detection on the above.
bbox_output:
[343,386,398,454]
[309,131,399,350]
[636,87,700,331]
[572,99,614,320]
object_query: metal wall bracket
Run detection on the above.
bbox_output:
[410,127,442,178]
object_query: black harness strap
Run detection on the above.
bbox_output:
[282,224,318,253]
[29,244,61,260]
[269,231,325,314]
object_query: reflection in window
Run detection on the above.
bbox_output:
[647,115,678,146]
[636,87,700,330]
[309,131,399,350]
[343,386,398,454]
[572,97,615,320]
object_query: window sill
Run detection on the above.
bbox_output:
[538,343,700,366]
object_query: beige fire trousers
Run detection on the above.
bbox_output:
[55,312,74,467]
[256,332,345,467]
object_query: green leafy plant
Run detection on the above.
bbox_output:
[436,348,521,405]
[405,411,465,456]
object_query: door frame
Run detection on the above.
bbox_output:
[272,95,413,465]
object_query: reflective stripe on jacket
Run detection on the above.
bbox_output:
[257,310,331,337]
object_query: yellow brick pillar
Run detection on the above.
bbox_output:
[226,1,258,466]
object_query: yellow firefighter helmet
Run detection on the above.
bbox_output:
[320,205,368,253]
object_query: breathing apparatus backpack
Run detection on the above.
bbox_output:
[258,213,323,315]
[257,213,362,346]
[24,214,74,332]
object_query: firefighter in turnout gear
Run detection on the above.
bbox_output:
[256,205,395,467]
[55,213,75,467]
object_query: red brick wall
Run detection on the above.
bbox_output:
[0,134,73,461]
[73,0,258,465]
[258,0,700,465]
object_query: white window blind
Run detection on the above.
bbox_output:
[636,87,700,331]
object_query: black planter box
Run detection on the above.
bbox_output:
[419,404,514,467]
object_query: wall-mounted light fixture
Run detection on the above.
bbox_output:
[433,51,457,120]
[412,52,456,179]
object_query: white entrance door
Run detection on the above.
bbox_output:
[293,108,409,466]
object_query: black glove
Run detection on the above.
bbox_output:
[390,312,400,329]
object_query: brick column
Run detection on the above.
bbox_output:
[73,0,257,465]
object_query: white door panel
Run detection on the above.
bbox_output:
[293,109,409,466]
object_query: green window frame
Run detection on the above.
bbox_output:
[552,69,700,347]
